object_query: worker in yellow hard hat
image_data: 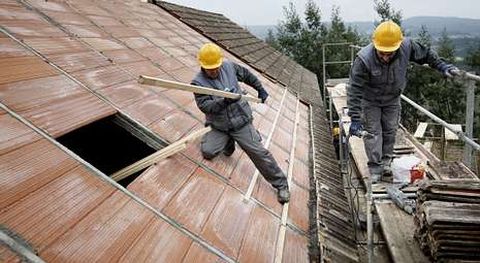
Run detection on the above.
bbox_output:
[192,43,290,204]
[347,20,459,183]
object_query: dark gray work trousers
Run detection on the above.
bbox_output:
[362,102,400,175]
[201,123,288,190]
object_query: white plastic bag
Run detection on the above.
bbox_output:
[391,155,421,183]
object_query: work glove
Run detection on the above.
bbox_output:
[224,96,240,105]
[438,63,459,78]
[349,120,364,137]
[258,88,269,103]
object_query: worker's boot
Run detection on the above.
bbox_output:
[371,173,381,184]
[382,157,393,176]
[382,158,393,182]
[223,139,235,157]
[277,187,290,204]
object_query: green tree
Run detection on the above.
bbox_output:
[274,1,327,79]
[464,44,480,140]
[265,28,279,49]
[373,0,402,25]
[297,0,326,76]
[433,29,464,123]
[417,25,432,48]
[324,6,361,78]
[403,25,465,133]
[403,26,437,130]
[273,1,361,96]
[275,2,303,59]
[437,28,456,62]
[465,44,480,72]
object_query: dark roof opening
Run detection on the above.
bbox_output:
[57,114,157,187]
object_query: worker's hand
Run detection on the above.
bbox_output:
[224,96,240,104]
[349,120,363,137]
[439,63,459,78]
[258,88,269,103]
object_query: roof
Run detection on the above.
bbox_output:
[0,0,356,261]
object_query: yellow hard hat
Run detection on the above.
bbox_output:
[198,43,223,69]
[372,20,403,52]
[332,127,340,136]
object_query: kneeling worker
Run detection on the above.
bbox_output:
[191,43,290,204]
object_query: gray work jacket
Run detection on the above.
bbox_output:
[347,37,448,121]
[192,61,264,131]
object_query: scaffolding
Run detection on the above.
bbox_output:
[322,42,480,263]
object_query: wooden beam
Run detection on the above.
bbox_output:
[275,99,300,263]
[111,127,211,182]
[138,75,262,103]
[376,201,430,263]
[0,229,45,263]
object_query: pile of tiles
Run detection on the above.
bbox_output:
[414,180,480,261]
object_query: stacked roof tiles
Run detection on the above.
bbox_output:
[0,0,356,262]
[415,180,480,261]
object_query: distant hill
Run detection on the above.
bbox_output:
[348,17,480,37]
[246,16,480,57]
[247,16,480,39]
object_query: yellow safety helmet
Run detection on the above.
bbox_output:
[332,127,340,137]
[198,43,223,69]
[372,20,403,52]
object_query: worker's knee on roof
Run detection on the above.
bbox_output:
[200,143,219,160]
[202,150,217,160]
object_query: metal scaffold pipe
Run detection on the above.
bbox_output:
[401,94,480,152]
[454,69,480,82]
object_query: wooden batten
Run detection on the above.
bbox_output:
[138,75,262,103]
[111,127,211,181]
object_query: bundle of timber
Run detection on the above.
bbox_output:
[414,180,480,261]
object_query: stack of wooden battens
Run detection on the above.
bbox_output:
[414,180,480,261]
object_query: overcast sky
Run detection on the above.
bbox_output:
[165,0,480,25]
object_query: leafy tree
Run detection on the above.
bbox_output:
[437,28,456,62]
[324,6,361,78]
[373,0,402,25]
[297,0,326,76]
[403,25,466,138]
[304,0,322,31]
[275,2,303,59]
[465,44,480,72]
[265,29,279,49]
[417,25,432,48]
[464,45,480,140]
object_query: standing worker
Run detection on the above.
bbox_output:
[191,43,290,204]
[347,20,458,183]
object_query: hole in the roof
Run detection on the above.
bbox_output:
[56,114,157,187]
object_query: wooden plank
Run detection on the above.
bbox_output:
[444,125,462,140]
[275,99,299,263]
[0,227,44,263]
[414,122,428,138]
[375,202,430,263]
[138,75,262,103]
[111,127,210,181]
